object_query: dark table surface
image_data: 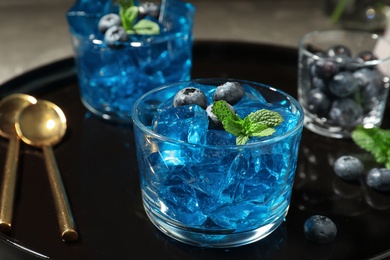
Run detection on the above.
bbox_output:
[0,40,389,260]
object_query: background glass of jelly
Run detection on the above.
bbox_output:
[298,29,390,138]
[66,1,195,123]
[132,79,304,248]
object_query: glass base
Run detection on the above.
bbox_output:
[81,98,133,124]
[144,204,286,248]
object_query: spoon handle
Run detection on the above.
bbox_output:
[42,146,78,242]
[0,137,20,233]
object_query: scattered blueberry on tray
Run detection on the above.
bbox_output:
[366,168,390,192]
[333,155,364,181]
[304,215,337,244]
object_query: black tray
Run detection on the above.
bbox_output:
[0,40,390,260]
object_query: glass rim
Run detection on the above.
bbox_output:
[78,31,193,47]
[298,29,390,64]
[66,2,195,47]
[131,78,305,150]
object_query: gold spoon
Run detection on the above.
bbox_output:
[0,94,37,233]
[15,100,78,242]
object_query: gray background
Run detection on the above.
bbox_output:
[0,0,337,85]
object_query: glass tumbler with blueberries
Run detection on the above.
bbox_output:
[66,0,195,123]
[298,29,390,138]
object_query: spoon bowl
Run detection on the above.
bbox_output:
[15,100,66,147]
[15,100,78,242]
[0,94,37,233]
[0,94,37,139]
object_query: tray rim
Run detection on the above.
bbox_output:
[0,40,389,260]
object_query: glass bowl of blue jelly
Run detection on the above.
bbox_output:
[132,78,304,248]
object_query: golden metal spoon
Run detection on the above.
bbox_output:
[15,100,78,242]
[0,94,37,233]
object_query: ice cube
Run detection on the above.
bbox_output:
[241,83,268,103]
[206,129,236,145]
[209,201,254,230]
[234,101,269,118]
[159,175,207,226]
[152,105,208,144]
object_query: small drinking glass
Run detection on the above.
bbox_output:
[132,79,304,247]
[298,29,390,138]
[66,0,195,123]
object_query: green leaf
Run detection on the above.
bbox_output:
[212,100,284,145]
[247,109,284,127]
[132,19,160,35]
[223,119,243,137]
[236,135,249,145]
[351,126,377,151]
[246,122,268,135]
[212,100,241,124]
[118,0,160,35]
[352,125,390,168]
[251,127,276,137]
[121,6,138,31]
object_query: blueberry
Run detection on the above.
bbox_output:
[213,82,244,105]
[304,215,337,244]
[354,68,384,107]
[355,50,378,64]
[104,25,128,48]
[307,88,331,117]
[333,155,364,181]
[326,44,352,58]
[329,98,363,127]
[353,68,377,87]
[138,2,160,19]
[311,76,326,90]
[98,13,122,33]
[206,103,235,129]
[311,59,339,79]
[173,88,208,109]
[366,168,390,192]
[329,71,358,98]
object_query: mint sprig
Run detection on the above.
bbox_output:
[212,100,284,145]
[351,125,390,169]
[118,0,160,35]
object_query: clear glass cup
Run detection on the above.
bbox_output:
[298,29,390,138]
[132,78,304,247]
[66,0,195,123]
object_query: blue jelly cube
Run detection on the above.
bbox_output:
[152,105,208,144]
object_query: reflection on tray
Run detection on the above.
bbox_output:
[295,130,390,216]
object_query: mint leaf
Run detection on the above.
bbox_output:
[212,100,283,145]
[121,6,138,31]
[244,121,269,135]
[237,135,249,145]
[118,0,160,35]
[247,109,284,127]
[212,100,241,124]
[251,126,276,137]
[351,125,390,169]
[387,150,390,169]
[223,118,244,137]
[132,19,160,35]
